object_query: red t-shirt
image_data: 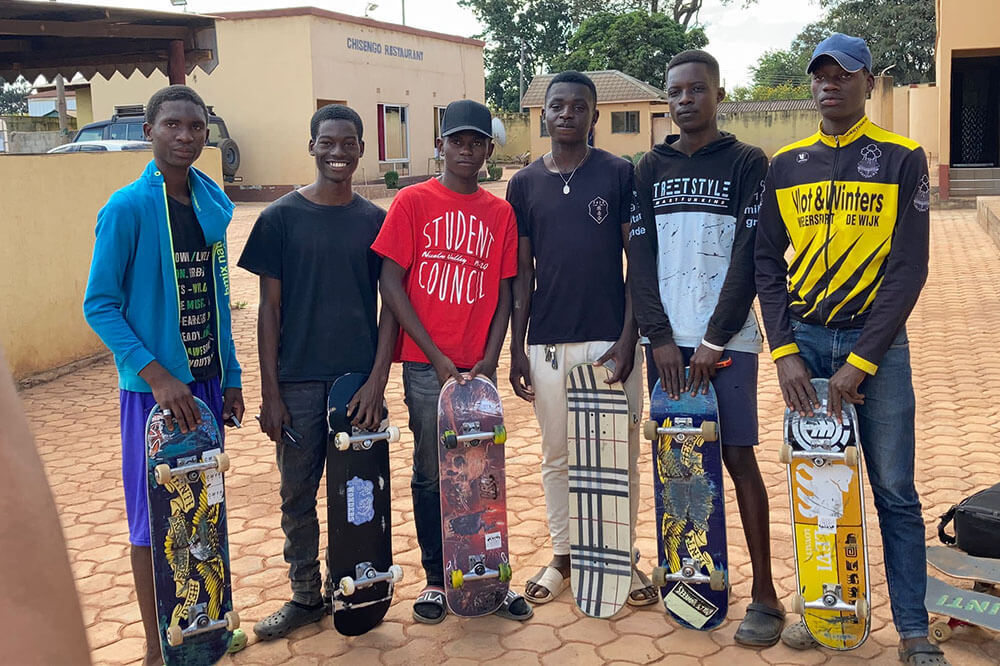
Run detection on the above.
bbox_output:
[372,178,518,368]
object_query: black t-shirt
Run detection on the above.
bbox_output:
[506,148,634,345]
[168,196,220,381]
[237,191,386,381]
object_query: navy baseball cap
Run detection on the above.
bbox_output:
[807,33,872,74]
[440,99,492,138]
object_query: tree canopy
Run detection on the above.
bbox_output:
[0,77,31,115]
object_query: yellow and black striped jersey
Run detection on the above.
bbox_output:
[755,116,929,374]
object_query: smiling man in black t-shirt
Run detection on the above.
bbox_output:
[507,71,654,607]
[238,104,397,640]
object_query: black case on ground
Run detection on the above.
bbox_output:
[938,482,1000,558]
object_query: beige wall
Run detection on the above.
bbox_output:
[88,13,484,190]
[490,111,530,162]
[75,87,93,128]
[718,108,820,158]
[908,84,940,160]
[528,101,664,162]
[936,0,1000,165]
[0,149,222,379]
[892,87,910,137]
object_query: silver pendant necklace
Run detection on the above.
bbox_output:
[551,146,590,195]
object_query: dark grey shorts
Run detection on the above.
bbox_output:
[644,345,759,447]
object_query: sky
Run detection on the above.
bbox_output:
[59,0,819,88]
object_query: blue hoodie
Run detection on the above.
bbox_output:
[83,160,242,393]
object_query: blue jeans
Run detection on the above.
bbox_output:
[402,362,496,588]
[276,381,334,606]
[791,320,928,639]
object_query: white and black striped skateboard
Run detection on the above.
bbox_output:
[566,362,632,618]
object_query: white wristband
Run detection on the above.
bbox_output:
[700,338,725,352]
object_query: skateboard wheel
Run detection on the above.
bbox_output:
[334,432,351,451]
[166,624,184,647]
[388,564,404,583]
[451,569,464,588]
[224,610,240,631]
[214,452,230,473]
[643,420,659,442]
[930,619,952,643]
[651,566,667,588]
[855,596,869,622]
[701,420,718,442]
[385,425,401,443]
[154,464,173,486]
[493,425,507,444]
[339,576,356,596]
[844,445,859,467]
[778,443,793,465]
[443,430,458,449]
[709,569,726,591]
[792,594,805,616]
[498,562,512,582]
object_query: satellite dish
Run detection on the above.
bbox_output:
[491,117,507,146]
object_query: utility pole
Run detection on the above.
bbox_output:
[401,0,406,25]
[519,43,526,112]
[49,0,69,137]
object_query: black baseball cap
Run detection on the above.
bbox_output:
[440,99,492,138]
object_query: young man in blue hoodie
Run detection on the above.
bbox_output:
[84,85,244,666]
[628,50,784,646]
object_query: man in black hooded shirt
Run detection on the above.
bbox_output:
[628,49,784,647]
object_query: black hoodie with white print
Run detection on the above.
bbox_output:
[628,132,768,352]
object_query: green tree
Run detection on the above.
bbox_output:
[552,11,707,88]
[0,77,31,115]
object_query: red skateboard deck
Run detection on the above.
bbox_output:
[438,376,511,616]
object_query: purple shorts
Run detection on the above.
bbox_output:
[645,345,759,447]
[120,379,224,546]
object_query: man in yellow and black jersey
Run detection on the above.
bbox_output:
[756,34,947,666]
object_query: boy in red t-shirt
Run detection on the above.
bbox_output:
[371,99,528,623]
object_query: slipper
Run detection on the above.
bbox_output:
[780,619,819,650]
[412,586,447,624]
[494,588,533,621]
[525,565,569,604]
[898,640,950,665]
[252,600,326,640]
[627,568,659,607]
[734,603,786,647]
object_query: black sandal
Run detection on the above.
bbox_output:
[734,603,786,647]
[252,600,326,640]
[412,586,447,624]
[898,640,950,665]
[494,589,533,621]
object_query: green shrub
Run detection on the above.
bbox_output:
[384,170,400,189]
[487,164,503,181]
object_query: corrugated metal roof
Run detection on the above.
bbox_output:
[717,99,817,114]
[521,70,668,107]
[0,0,218,83]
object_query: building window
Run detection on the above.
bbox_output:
[611,111,639,134]
[377,103,409,163]
[539,110,549,137]
[433,106,447,143]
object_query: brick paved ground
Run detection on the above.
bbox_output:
[23,192,1000,664]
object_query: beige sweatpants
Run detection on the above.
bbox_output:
[528,341,644,556]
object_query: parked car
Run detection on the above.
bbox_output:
[47,140,151,153]
[72,104,240,179]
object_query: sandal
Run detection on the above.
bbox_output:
[412,586,447,624]
[494,589,533,621]
[898,640,950,665]
[734,603,785,647]
[627,569,659,607]
[780,619,819,650]
[525,565,569,604]
[252,600,326,640]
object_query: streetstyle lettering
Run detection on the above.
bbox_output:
[418,210,496,305]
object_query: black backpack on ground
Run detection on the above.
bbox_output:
[938,482,1000,558]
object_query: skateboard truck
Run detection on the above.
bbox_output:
[338,561,404,596]
[449,554,512,588]
[652,558,727,591]
[334,425,401,452]
[792,584,869,620]
[154,452,230,486]
[643,417,718,442]
[165,603,240,647]
[441,423,507,449]
[778,443,859,467]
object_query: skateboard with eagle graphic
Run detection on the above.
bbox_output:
[145,398,241,665]
[644,373,728,630]
[781,378,870,650]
